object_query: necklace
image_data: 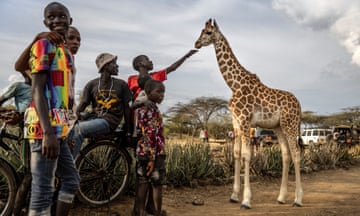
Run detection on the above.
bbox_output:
[98,77,114,102]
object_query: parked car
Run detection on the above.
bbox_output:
[331,125,359,146]
[258,129,278,146]
[300,128,332,146]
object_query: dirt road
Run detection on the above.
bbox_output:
[70,164,360,216]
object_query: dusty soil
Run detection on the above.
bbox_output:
[70,163,360,216]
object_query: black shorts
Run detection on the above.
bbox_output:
[136,155,166,186]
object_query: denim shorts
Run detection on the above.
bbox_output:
[136,154,166,186]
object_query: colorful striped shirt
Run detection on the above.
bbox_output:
[24,39,74,139]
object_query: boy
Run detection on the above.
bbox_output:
[135,79,166,216]
[24,2,79,215]
[128,49,197,99]
[1,25,81,118]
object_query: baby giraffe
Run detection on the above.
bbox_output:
[194,19,303,209]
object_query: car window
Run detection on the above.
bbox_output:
[259,130,276,136]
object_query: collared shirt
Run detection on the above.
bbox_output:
[135,106,165,161]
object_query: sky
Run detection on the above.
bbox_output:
[0,0,359,115]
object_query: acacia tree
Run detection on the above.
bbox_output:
[301,111,328,128]
[339,106,360,126]
[163,112,195,139]
[301,106,360,129]
[165,96,228,137]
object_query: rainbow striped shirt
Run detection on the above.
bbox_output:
[24,39,74,139]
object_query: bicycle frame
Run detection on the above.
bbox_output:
[0,122,24,182]
[0,119,30,216]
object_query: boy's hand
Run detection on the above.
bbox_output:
[42,132,60,160]
[143,100,156,109]
[146,161,154,176]
[36,32,64,45]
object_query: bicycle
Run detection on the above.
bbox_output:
[0,110,132,215]
[74,124,133,207]
[0,110,30,216]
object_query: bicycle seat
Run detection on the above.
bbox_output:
[89,127,125,141]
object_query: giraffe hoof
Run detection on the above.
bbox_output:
[277,200,286,205]
[292,202,302,207]
[240,204,251,209]
[229,198,239,203]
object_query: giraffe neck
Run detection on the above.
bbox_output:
[214,32,253,92]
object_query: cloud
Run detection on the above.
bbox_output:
[272,0,360,67]
[0,0,359,114]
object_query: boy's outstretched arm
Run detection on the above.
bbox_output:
[165,49,198,74]
[14,32,64,73]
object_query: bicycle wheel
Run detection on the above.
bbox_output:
[0,159,18,216]
[75,140,131,207]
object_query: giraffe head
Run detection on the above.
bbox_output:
[195,18,220,49]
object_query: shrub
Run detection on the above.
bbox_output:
[251,145,290,177]
[127,139,360,190]
[349,145,360,159]
[165,143,228,186]
[307,141,351,170]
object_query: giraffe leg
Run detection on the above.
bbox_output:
[290,140,303,207]
[276,133,290,204]
[230,152,241,203]
[230,125,241,203]
[240,135,252,209]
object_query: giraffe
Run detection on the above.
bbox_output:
[194,19,303,209]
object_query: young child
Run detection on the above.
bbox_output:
[23,2,80,215]
[135,79,166,216]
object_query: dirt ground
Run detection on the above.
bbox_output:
[69,163,360,216]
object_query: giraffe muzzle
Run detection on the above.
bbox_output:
[194,41,202,49]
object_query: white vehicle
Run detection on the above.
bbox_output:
[300,128,332,146]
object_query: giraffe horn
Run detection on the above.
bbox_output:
[206,18,212,27]
[213,19,218,29]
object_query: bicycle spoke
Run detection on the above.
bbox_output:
[78,169,102,183]
[80,153,100,171]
